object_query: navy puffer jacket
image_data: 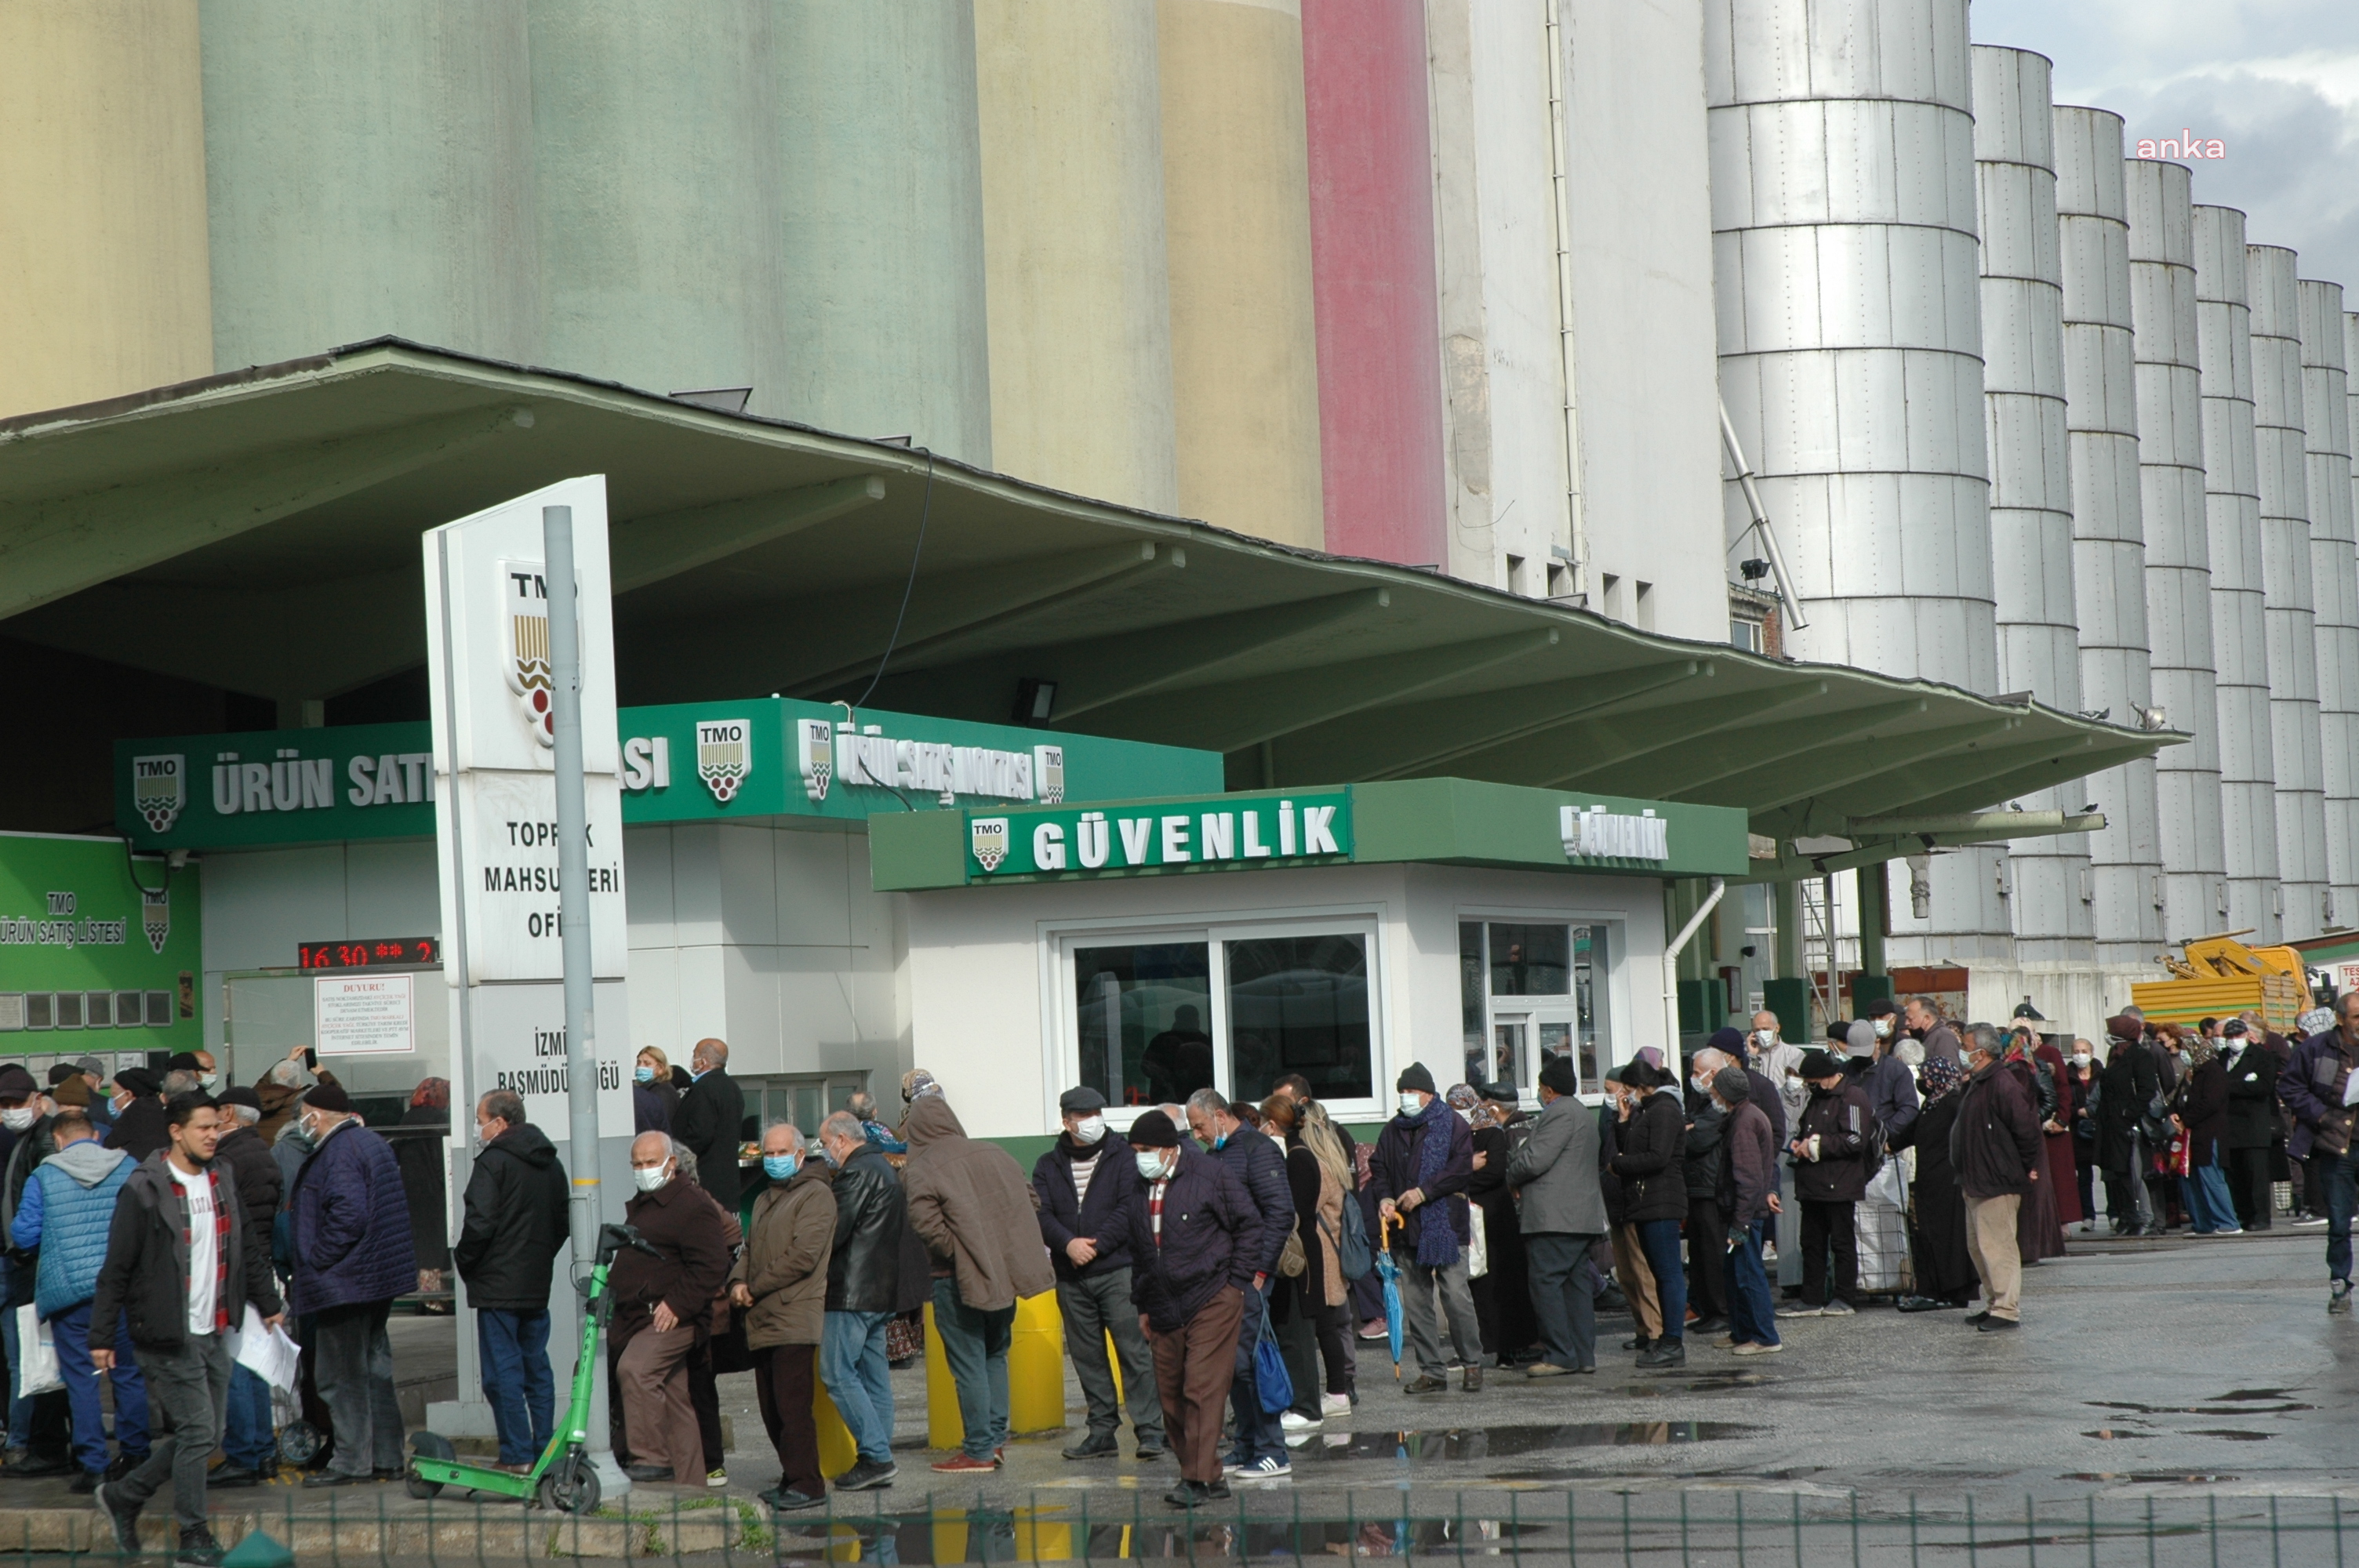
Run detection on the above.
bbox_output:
[289,1120,418,1314]
[1122,1145,1261,1333]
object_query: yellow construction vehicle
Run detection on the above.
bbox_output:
[2129,931,2306,1032]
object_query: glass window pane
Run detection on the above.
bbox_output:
[1226,933,1372,1103]
[1488,924,1570,996]
[1459,922,1485,1073]
[1537,1020,1575,1092]
[1575,924,1609,1086]
[1488,1020,1528,1091]
[1074,942,1212,1109]
[795,1083,825,1137]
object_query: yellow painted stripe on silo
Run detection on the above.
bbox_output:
[0,0,212,418]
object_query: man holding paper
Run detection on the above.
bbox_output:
[89,1093,284,1568]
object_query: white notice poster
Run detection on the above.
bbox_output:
[314,973,416,1056]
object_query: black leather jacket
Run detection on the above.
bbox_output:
[823,1145,906,1313]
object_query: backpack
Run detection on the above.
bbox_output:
[1324,1189,1372,1282]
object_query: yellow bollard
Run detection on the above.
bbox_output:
[1012,1504,1074,1562]
[813,1375,858,1479]
[924,1292,1071,1450]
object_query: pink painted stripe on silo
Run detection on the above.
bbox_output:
[1299,0,1446,567]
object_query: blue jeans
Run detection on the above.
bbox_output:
[478,1308,554,1468]
[222,1365,275,1471]
[51,1302,148,1475]
[931,1279,1012,1461]
[2180,1164,2240,1235]
[1227,1281,1285,1467]
[2323,1146,2359,1281]
[1724,1219,1779,1348]
[820,1310,895,1465]
[1634,1219,1688,1345]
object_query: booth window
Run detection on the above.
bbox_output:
[1459,920,1612,1094]
[1064,920,1378,1115]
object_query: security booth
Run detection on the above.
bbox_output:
[0,830,205,1077]
[868,778,1754,1142]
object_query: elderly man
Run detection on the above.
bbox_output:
[1906,996,1962,1065]
[8,1109,147,1490]
[1372,1064,1484,1394]
[1508,1058,1607,1376]
[2282,992,2359,1308]
[845,1092,907,1156]
[1713,1065,1783,1354]
[730,1123,835,1512]
[209,1088,279,1486]
[609,1133,731,1486]
[0,1065,68,1476]
[47,1059,109,1133]
[287,1083,416,1486]
[104,1069,170,1163]
[1681,1047,1735,1336]
[1119,1110,1259,1511]
[163,1053,222,1096]
[453,1091,570,1473]
[1183,1088,1291,1479]
[1954,1025,2044,1331]
[673,1040,746,1213]
[1779,1050,1872,1319]
[903,1091,1054,1473]
[816,1110,905,1490]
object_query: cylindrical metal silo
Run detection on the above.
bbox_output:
[1973,47,2092,972]
[198,0,539,372]
[2300,278,2359,926]
[774,0,993,463]
[1159,0,1325,547]
[529,0,791,411]
[1708,0,2011,981]
[2054,107,2165,967]
[2193,206,2283,942]
[2126,161,2227,942]
[973,0,1179,514]
[2245,243,2325,936]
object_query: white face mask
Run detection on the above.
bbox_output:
[1398,1093,1423,1116]
[1134,1150,1169,1181]
[633,1162,671,1194]
[1754,1029,1777,1049]
[199,1073,220,1093]
[1873,1019,1892,1040]
[0,1107,35,1133]
[1072,1115,1107,1145]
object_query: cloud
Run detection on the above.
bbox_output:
[1972,1,2359,289]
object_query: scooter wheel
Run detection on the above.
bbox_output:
[540,1452,600,1515]
[406,1430,454,1500]
[277,1420,324,1466]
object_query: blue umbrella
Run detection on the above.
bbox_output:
[1376,1214,1405,1376]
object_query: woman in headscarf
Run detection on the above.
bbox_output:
[1454,1083,1536,1367]
[398,1076,453,1308]
[2169,1032,2241,1234]
[1890,1054,1976,1311]
[2026,1028,2083,1232]
[2001,1030,2068,1261]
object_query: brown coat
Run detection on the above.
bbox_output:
[728,1161,834,1348]
[608,1171,732,1333]
[901,1096,1055,1312]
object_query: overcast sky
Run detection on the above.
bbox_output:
[1972,0,2359,290]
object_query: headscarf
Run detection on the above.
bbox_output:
[1445,1083,1487,1127]
[409,1077,449,1111]
[900,1069,941,1105]
[1918,1054,1964,1102]
[2184,1035,2217,1069]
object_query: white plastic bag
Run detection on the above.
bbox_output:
[13,1305,61,1398]
[1465,1204,1488,1279]
[231,1303,301,1394]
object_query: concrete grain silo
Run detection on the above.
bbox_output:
[2299,279,2359,927]
[2053,106,2165,972]
[1972,46,2094,982]
[2193,207,2282,942]
[2125,161,2228,942]
[1708,0,2012,991]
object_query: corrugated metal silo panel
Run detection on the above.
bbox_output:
[2299,281,2359,925]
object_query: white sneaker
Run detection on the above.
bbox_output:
[1773,1303,1822,1319]
[1728,1341,1784,1356]
[1279,1410,1321,1432]
[1817,1300,1856,1317]
[1233,1457,1292,1483]
[1320,1392,1352,1418]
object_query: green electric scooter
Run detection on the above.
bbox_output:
[405,1221,660,1515]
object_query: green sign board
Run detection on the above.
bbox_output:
[115,702,1220,851]
[0,833,202,1053]
[871,778,1751,890]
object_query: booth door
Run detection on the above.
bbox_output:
[1484,1007,1583,1097]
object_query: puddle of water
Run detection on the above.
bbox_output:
[1613,1374,1776,1396]
[2085,1399,2310,1417]
[2184,1428,2274,1442]
[772,1511,1549,1563]
[1300,1421,1757,1462]
[2062,1472,2237,1485]
[2216,1388,2297,1401]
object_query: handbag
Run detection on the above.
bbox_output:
[12,1305,60,1399]
[1276,1228,1307,1278]
[1252,1308,1293,1414]
[1465,1203,1488,1279]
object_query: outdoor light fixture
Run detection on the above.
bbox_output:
[1012,677,1057,724]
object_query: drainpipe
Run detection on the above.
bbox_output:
[1660,877,1727,1078]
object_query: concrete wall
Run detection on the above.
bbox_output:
[1565,0,1728,641]
[902,862,1661,1140]
[529,0,794,414]
[1157,0,1325,549]
[775,0,994,463]
[1300,0,1447,565]
[0,0,212,417]
[973,0,1179,516]
[199,0,539,374]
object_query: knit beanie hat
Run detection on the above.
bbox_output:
[1395,1062,1438,1097]
[1712,1066,1751,1105]
[1127,1109,1182,1149]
